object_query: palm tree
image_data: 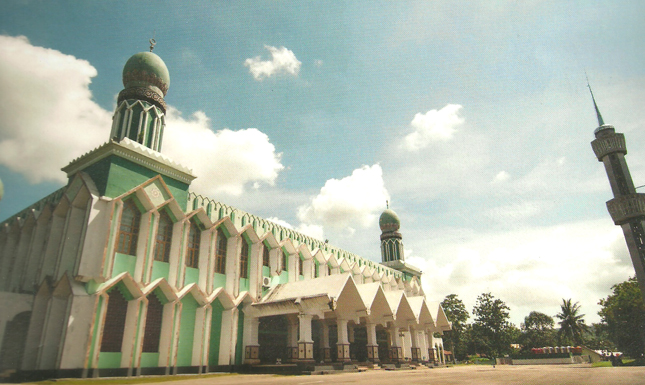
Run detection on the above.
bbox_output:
[556,299,588,345]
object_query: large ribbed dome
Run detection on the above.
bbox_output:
[379,209,400,232]
[122,52,170,96]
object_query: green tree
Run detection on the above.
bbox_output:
[472,292,513,358]
[585,323,616,352]
[440,294,470,361]
[520,311,556,350]
[598,277,645,358]
[555,298,588,346]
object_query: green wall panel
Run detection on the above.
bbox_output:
[208,300,223,366]
[239,278,249,292]
[213,273,226,289]
[151,261,170,281]
[278,271,288,284]
[235,307,244,366]
[112,253,136,277]
[185,267,199,286]
[140,352,159,368]
[82,155,190,211]
[177,296,198,367]
[98,352,122,369]
[262,266,270,277]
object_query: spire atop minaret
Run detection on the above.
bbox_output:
[586,74,605,127]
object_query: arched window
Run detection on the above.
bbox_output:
[142,293,163,353]
[101,288,128,352]
[215,228,227,274]
[240,240,249,279]
[116,200,141,255]
[262,244,270,267]
[154,211,173,262]
[282,250,288,272]
[298,256,303,276]
[186,221,200,268]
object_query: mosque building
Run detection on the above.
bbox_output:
[0,48,450,379]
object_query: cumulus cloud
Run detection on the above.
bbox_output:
[0,35,111,183]
[411,219,633,325]
[0,35,284,198]
[163,108,284,196]
[401,104,464,151]
[297,164,390,233]
[244,45,302,80]
[493,170,510,182]
[296,223,325,241]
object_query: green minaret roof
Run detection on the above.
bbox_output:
[122,52,170,97]
[379,208,400,232]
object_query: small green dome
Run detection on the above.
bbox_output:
[122,52,170,96]
[379,209,400,232]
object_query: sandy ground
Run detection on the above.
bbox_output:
[132,364,645,385]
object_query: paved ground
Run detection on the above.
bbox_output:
[136,364,645,385]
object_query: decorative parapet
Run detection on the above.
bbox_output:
[186,191,404,280]
[606,193,645,225]
[591,133,626,161]
[0,187,65,226]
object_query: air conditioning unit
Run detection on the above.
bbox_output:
[262,276,272,288]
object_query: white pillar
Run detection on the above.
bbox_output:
[366,322,379,363]
[389,325,402,362]
[321,322,331,362]
[243,316,260,364]
[297,314,314,362]
[409,325,420,362]
[287,315,299,362]
[336,319,350,362]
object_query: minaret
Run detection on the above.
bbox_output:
[379,203,405,263]
[62,43,195,210]
[590,85,645,299]
[109,39,170,152]
[379,203,422,280]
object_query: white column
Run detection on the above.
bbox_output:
[287,315,299,362]
[321,322,331,362]
[298,314,314,362]
[366,322,379,362]
[389,325,402,362]
[336,319,350,362]
[409,325,420,362]
[243,316,260,364]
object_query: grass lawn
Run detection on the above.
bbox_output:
[24,373,236,385]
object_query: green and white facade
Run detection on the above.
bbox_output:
[0,51,450,380]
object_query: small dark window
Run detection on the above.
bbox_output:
[262,244,270,267]
[282,251,288,272]
[142,294,163,352]
[154,211,173,262]
[116,200,140,255]
[240,240,249,279]
[298,257,304,277]
[215,229,227,274]
[186,221,200,268]
[101,288,128,352]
